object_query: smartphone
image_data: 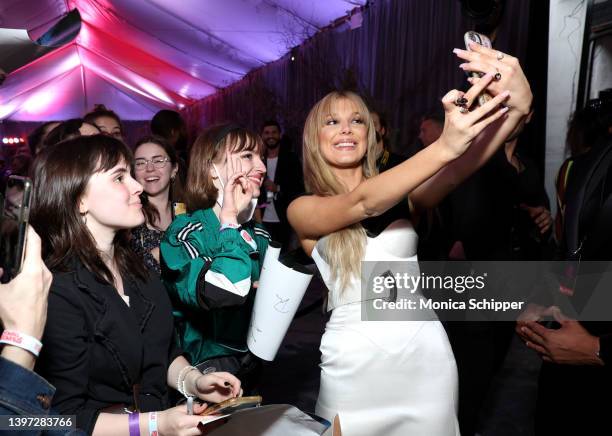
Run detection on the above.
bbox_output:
[464,31,493,106]
[0,176,32,282]
[199,396,262,416]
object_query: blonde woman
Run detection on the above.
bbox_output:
[288,44,532,436]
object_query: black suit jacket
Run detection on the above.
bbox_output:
[36,260,182,434]
[259,147,304,225]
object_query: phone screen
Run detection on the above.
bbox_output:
[0,176,32,282]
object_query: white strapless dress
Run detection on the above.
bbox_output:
[312,219,460,436]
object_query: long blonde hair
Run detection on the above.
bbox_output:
[303,91,378,291]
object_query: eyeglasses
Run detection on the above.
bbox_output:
[134,157,170,171]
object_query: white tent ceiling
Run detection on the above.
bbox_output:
[0,0,366,121]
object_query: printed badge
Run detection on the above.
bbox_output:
[240,229,257,251]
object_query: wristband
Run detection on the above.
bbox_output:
[219,222,241,232]
[128,412,140,436]
[0,330,42,357]
[148,412,158,436]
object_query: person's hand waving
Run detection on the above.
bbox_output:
[219,150,254,224]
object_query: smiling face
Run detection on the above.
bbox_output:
[213,141,266,199]
[79,159,144,234]
[134,142,177,197]
[318,97,368,169]
[261,125,281,149]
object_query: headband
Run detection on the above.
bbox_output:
[213,124,243,148]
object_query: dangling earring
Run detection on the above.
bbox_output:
[81,212,87,225]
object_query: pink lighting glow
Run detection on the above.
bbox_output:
[1,0,366,121]
[22,88,58,115]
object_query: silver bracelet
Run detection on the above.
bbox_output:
[177,365,199,398]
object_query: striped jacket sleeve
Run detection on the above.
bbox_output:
[253,223,271,257]
[161,216,254,310]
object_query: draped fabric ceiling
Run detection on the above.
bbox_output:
[0,0,367,121]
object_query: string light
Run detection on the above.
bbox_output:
[1,137,25,145]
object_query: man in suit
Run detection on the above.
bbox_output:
[259,120,304,250]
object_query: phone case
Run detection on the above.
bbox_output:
[464,31,493,106]
[464,31,492,51]
[200,396,262,416]
[0,176,32,281]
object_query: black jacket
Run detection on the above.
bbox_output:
[36,260,182,434]
[449,148,551,260]
[259,147,304,225]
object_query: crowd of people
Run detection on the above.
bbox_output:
[0,40,611,436]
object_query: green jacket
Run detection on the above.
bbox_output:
[160,208,270,364]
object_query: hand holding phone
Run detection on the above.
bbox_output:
[0,226,52,343]
[0,176,33,282]
[464,31,493,106]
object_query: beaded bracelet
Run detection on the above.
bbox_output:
[177,365,199,398]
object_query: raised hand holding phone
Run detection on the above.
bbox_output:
[0,176,33,282]
[455,34,532,115]
[0,227,52,370]
[463,31,493,106]
[0,226,52,338]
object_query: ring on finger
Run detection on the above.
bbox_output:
[496,51,504,61]
[494,70,502,81]
[454,96,468,107]
[459,106,469,114]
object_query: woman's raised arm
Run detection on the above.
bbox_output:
[409,44,533,213]
[289,73,510,241]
